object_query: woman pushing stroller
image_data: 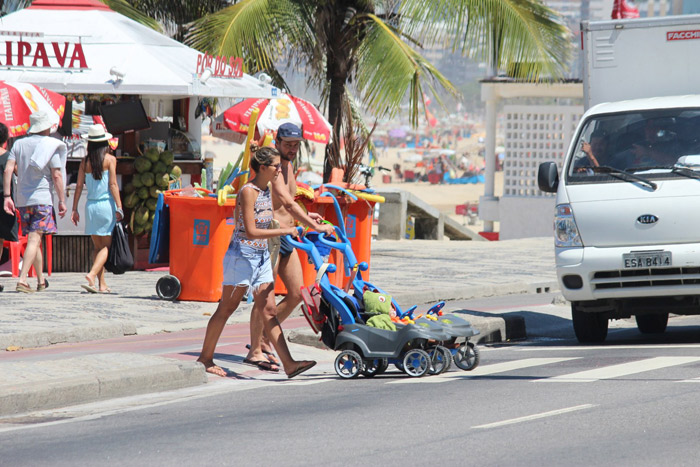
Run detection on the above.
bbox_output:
[196,144,317,379]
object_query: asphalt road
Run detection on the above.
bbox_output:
[4,295,700,465]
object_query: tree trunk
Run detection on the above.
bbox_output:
[322,1,351,182]
[324,72,345,182]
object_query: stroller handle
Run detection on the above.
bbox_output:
[284,228,326,268]
[314,226,358,274]
[283,227,308,250]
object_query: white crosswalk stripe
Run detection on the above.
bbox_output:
[537,356,700,383]
[387,357,580,384]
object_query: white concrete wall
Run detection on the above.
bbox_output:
[498,104,582,239]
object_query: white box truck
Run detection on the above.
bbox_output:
[538,14,700,342]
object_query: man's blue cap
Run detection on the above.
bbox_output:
[277,122,303,141]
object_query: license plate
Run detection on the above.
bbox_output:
[622,251,672,269]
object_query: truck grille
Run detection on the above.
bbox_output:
[592,267,700,289]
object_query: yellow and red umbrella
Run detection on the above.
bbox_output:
[223,93,332,144]
[0,81,66,137]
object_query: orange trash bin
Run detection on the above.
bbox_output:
[273,191,379,295]
[164,190,235,302]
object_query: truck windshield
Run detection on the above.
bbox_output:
[567,108,700,183]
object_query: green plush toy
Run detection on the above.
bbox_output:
[363,291,392,316]
[367,314,396,331]
[363,291,396,331]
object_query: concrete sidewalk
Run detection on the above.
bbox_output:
[0,237,557,417]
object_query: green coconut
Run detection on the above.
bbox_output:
[123,182,135,194]
[170,165,182,179]
[134,206,150,225]
[124,192,140,209]
[156,173,170,189]
[133,224,145,236]
[152,161,167,175]
[134,157,152,173]
[131,173,143,188]
[160,150,174,165]
[137,187,150,200]
[140,172,155,187]
[144,147,161,163]
[149,186,161,198]
[146,197,158,211]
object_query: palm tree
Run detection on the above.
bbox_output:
[187,0,571,179]
[111,0,229,42]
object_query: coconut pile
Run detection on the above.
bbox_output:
[122,147,181,236]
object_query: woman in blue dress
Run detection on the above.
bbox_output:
[70,125,123,293]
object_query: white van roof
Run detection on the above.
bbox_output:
[587,95,700,118]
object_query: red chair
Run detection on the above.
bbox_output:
[3,209,52,278]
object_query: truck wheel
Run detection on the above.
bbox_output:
[572,303,608,343]
[635,313,669,334]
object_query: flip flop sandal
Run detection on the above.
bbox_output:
[37,279,49,291]
[245,344,281,366]
[16,282,35,294]
[287,361,317,379]
[243,358,280,373]
[81,284,99,293]
[204,365,229,377]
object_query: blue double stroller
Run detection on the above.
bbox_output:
[287,192,480,379]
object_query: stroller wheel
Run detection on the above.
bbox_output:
[402,349,431,377]
[428,346,452,375]
[362,358,389,378]
[335,350,364,379]
[156,275,181,301]
[453,342,480,371]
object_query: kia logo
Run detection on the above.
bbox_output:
[637,214,659,225]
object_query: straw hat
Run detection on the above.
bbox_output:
[82,124,113,142]
[28,110,53,134]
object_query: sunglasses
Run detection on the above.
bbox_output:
[264,163,282,170]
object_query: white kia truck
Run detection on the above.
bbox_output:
[538,15,700,342]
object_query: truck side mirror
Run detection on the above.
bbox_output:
[537,162,559,193]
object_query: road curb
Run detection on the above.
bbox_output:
[394,281,559,305]
[0,353,207,417]
[0,322,138,350]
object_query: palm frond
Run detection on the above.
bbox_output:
[186,0,281,72]
[399,0,572,80]
[342,93,377,184]
[102,0,163,33]
[354,13,458,127]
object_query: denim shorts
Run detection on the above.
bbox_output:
[222,243,273,291]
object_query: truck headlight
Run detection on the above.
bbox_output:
[554,204,582,247]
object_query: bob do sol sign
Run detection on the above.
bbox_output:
[0,31,88,69]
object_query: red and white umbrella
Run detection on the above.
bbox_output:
[0,81,66,137]
[223,93,332,144]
